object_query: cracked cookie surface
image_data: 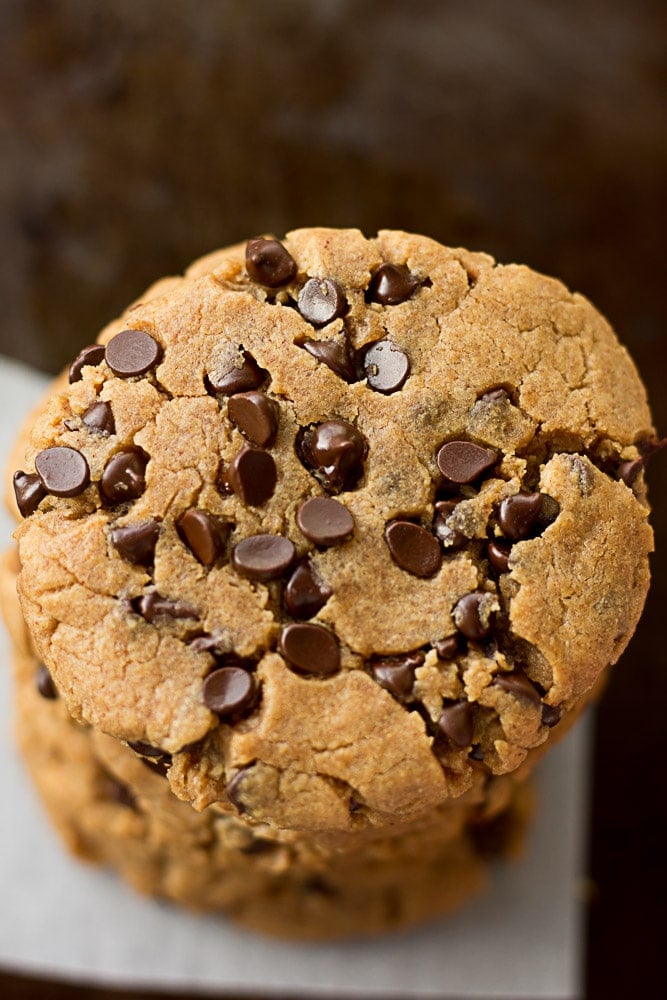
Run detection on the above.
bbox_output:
[12,228,654,832]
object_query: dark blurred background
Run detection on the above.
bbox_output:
[0,1,665,997]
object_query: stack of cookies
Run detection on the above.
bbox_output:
[2,229,655,938]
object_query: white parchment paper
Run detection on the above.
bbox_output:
[0,356,588,998]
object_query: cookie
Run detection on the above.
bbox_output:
[11,228,654,836]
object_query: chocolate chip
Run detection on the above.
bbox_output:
[371,652,423,699]
[105,777,137,809]
[279,622,340,676]
[105,329,161,378]
[296,497,354,547]
[572,456,595,495]
[226,446,277,507]
[187,633,226,654]
[13,471,46,517]
[617,459,644,488]
[498,492,543,540]
[487,539,512,573]
[436,441,497,484]
[127,740,165,758]
[453,592,494,641]
[227,391,279,448]
[363,340,410,394]
[177,509,230,567]
[298,419,366,492]
[135,591,198,623]
[536,494,560,528]
[82,400,115,435]
[68,344,106,383]
[434,635,460,660]
[284,560,332,619]
[437,701,474,748]
[303,338,359,382]
[35,447,90,497]
[469,744,485,761]
[494,670,541,707]
[232,534,296,581]
[367,263,420,305]
[385,520,442,578]
[245,237,297,287]
[542,704,562,727]
[36,664,58,700]
[240,838,278,855]
[202,666,255,718]
[100,450,148,505]
[128,741,172,777]
[206,351,266,396]
[298,278,347,327]
[433,500,469,552]
[227,764,254,813]
[111,519,160,565]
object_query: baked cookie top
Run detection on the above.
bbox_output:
[13,228,655,831]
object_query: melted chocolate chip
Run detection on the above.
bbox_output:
[82,400,115,435]
[135,591,198,623]
[494,670,541,707]
[297,278,347,327]
[105,329,161,378]
[498,492,543,540]
[245,238,297,287]
[363,340,410,394]
[35,447,90,497]
[303,338,359,382]
[371,652,423,700]
[296,497,354,546]
[298,419,366,493]
[434,635,460,660]
[385,520,442,578]
[36,664,58,700]
[284,560,332,619]
[100,450,148,505]
[437,701,474,748]
[232,534,296,581]
[68,344,106,383]
[487,538,512,574]
[111,519,160,565]
[227,764,254,813]
[177,509,230,567]
[226,446,277,507]
[433,500,469,552]
[227,391,279,448]
[279,622,340,676]
[453,592,494,641]
[436,441,497,485]
[206,352,265,396]
[128,741,172,777]
[367,263,420,305]
[202,666,256,718]
[541,704,562,727]
[13,471,46,517]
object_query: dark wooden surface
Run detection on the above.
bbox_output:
[1,2,665,997]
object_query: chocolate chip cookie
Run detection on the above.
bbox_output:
[12,229,655,835]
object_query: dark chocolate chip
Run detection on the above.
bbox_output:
[279,622,341,676]
[106,777,137,809]
[245,237,297,287]
[111,519,160,566]
[105,329,161,378]
[385,520,442,578]
[127,740,164,758]
[303,338,359,382]
[177,509,230,567]
[100,450,148,505]
[202,666,256,718]
[127,740,172,776]
[363,339,410,394]
[477,387,509,404]
[453,592,494,641]
[498,492,543,540]
[433,500,469,552]
[436,441,497,485]
[188,633,226,654]
[227,391,279,448]
[298,419,366,492]
[232,534,296,581]
[13,471,46,517]
[68,344,106,383]
[296,497,354,547]
[35,447,90,497]
[371,652,423,700]
[226,446,277,507]
[536,494,560,528]
[494,670,541,707]
[541,704,562,727]
[227,764,254,813]
[469,744,485,761]
[617,459,644,488]
[434,635,460,660]
[437,701,474,748]
[206,352,265,396]
[36,664,58,700]
[284,560,332,619]
[367,263,420,305]
[82,400,115,435]
[135,591,198,623]
[487,539,512,574]
[298,277,347,327]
